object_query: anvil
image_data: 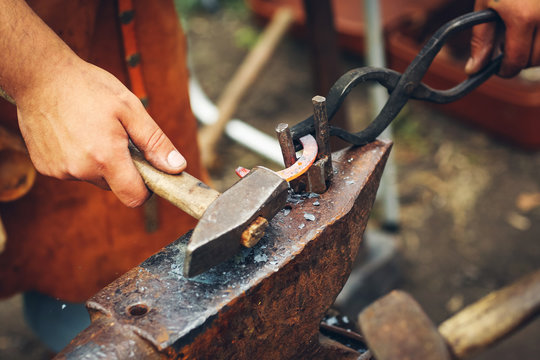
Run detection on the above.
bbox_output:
[56,140,390,359]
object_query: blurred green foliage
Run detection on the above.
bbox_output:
[174,0,246,16]
[174,0,260,50]
[392,107,432,156]
[234,26,259,49]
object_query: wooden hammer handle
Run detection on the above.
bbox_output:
[439,268,540,359]
[130,147,220,220]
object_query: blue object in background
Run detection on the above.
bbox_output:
[23,291,90,353]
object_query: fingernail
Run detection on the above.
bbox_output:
[167,150,186,169]
[465,57,475,74]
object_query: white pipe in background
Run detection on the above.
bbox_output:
[189,77,284,166]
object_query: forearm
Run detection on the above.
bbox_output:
[0,0,78,102]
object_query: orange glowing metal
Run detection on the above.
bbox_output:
[235,135,318,182]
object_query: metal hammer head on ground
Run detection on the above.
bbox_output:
[359,268,540,360]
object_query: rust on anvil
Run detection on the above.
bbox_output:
[56,140,391,360]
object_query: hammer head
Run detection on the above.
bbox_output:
[183,166,289,277]
[358,290,451,360]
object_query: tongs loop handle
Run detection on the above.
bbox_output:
[291,9,502,146]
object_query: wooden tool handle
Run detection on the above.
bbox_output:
[130,147,220,220]
[438,268,540,359]
[0,123,36,254]
[0,215,6,254]
[0,126,36,202]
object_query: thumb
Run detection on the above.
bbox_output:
[137,127,187,173]
[466,22,497,75]
[120,102,187,174]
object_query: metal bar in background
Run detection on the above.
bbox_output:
[303,0,349,148]
[364,0,400,230]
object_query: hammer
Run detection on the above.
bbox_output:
[359,268,540,360]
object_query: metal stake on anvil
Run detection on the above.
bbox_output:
[306,95,333,193]
[275,123,305,193]
[275,123,296,168]
[275,96,333,194]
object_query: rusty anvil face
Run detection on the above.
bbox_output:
[56,140,391,360]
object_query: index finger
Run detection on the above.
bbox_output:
[103,144,151,207]
[467,21,497,74]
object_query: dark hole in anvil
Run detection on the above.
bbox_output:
[128,303,149,316]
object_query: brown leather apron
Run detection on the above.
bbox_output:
[0,0,203,302]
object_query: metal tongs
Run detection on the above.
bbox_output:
[290,9,503,147]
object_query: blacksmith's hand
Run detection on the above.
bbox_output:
[467,0,540,77]
[17,60,187,208]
